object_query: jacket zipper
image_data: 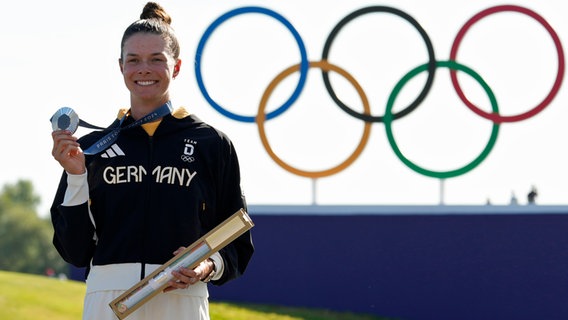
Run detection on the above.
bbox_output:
[140,135,154,280]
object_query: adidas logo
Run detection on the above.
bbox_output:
[101,144,125,158]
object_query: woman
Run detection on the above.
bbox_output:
[50,3,254,319]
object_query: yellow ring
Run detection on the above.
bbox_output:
[256,60,372,178]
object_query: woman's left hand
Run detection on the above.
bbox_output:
[163,247,213,292]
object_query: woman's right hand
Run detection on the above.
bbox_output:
[51,130,86,175]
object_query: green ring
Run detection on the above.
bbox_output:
[384,60,500,179]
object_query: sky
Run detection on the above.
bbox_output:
[1,0,567,216]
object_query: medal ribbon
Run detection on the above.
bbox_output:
[83,101,173,155]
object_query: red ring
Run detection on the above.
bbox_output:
[450,5,564,123]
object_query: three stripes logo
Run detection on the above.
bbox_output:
[100,144,125,158]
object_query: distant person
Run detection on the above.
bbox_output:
[527,186,538,204]
[509,192,518,205]
[49,2,254,319]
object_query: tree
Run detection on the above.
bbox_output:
[0,180,68,276]
[0,180,40,210]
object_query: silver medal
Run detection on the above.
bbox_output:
[50,107,79,133]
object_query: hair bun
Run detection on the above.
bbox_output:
[140,2,172,24]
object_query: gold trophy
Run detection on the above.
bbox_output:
[109,208,254,319]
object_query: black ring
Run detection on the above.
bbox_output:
[321,6,436,122]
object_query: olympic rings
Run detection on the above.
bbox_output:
[384,60,500,179]
[257,60,372,178]
[321,6,436,123]
[450,5,565,123]
[194,6,309,123]
[195,5,564,180]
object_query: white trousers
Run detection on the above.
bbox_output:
[83,263,210,320]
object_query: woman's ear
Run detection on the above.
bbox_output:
[118,58,124,73]
[173,59,182,78]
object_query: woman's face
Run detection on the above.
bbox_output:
[120,33,181,105]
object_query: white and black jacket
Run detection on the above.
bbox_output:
[50,108,254,286]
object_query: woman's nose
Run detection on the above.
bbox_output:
[137,62,151,74]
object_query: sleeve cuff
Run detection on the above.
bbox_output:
[62,171,89,206]
[209,252,224,281]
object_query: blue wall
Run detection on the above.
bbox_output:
[209,205,568,320]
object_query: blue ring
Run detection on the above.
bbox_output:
[195,6,309,122]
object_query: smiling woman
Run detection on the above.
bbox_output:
[119,32,181,118]
[118,2,182,119]
[48,2,254,320]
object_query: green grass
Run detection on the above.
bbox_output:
[0,270,85,320]
[210,302,389,320]
[0,270,389,320]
